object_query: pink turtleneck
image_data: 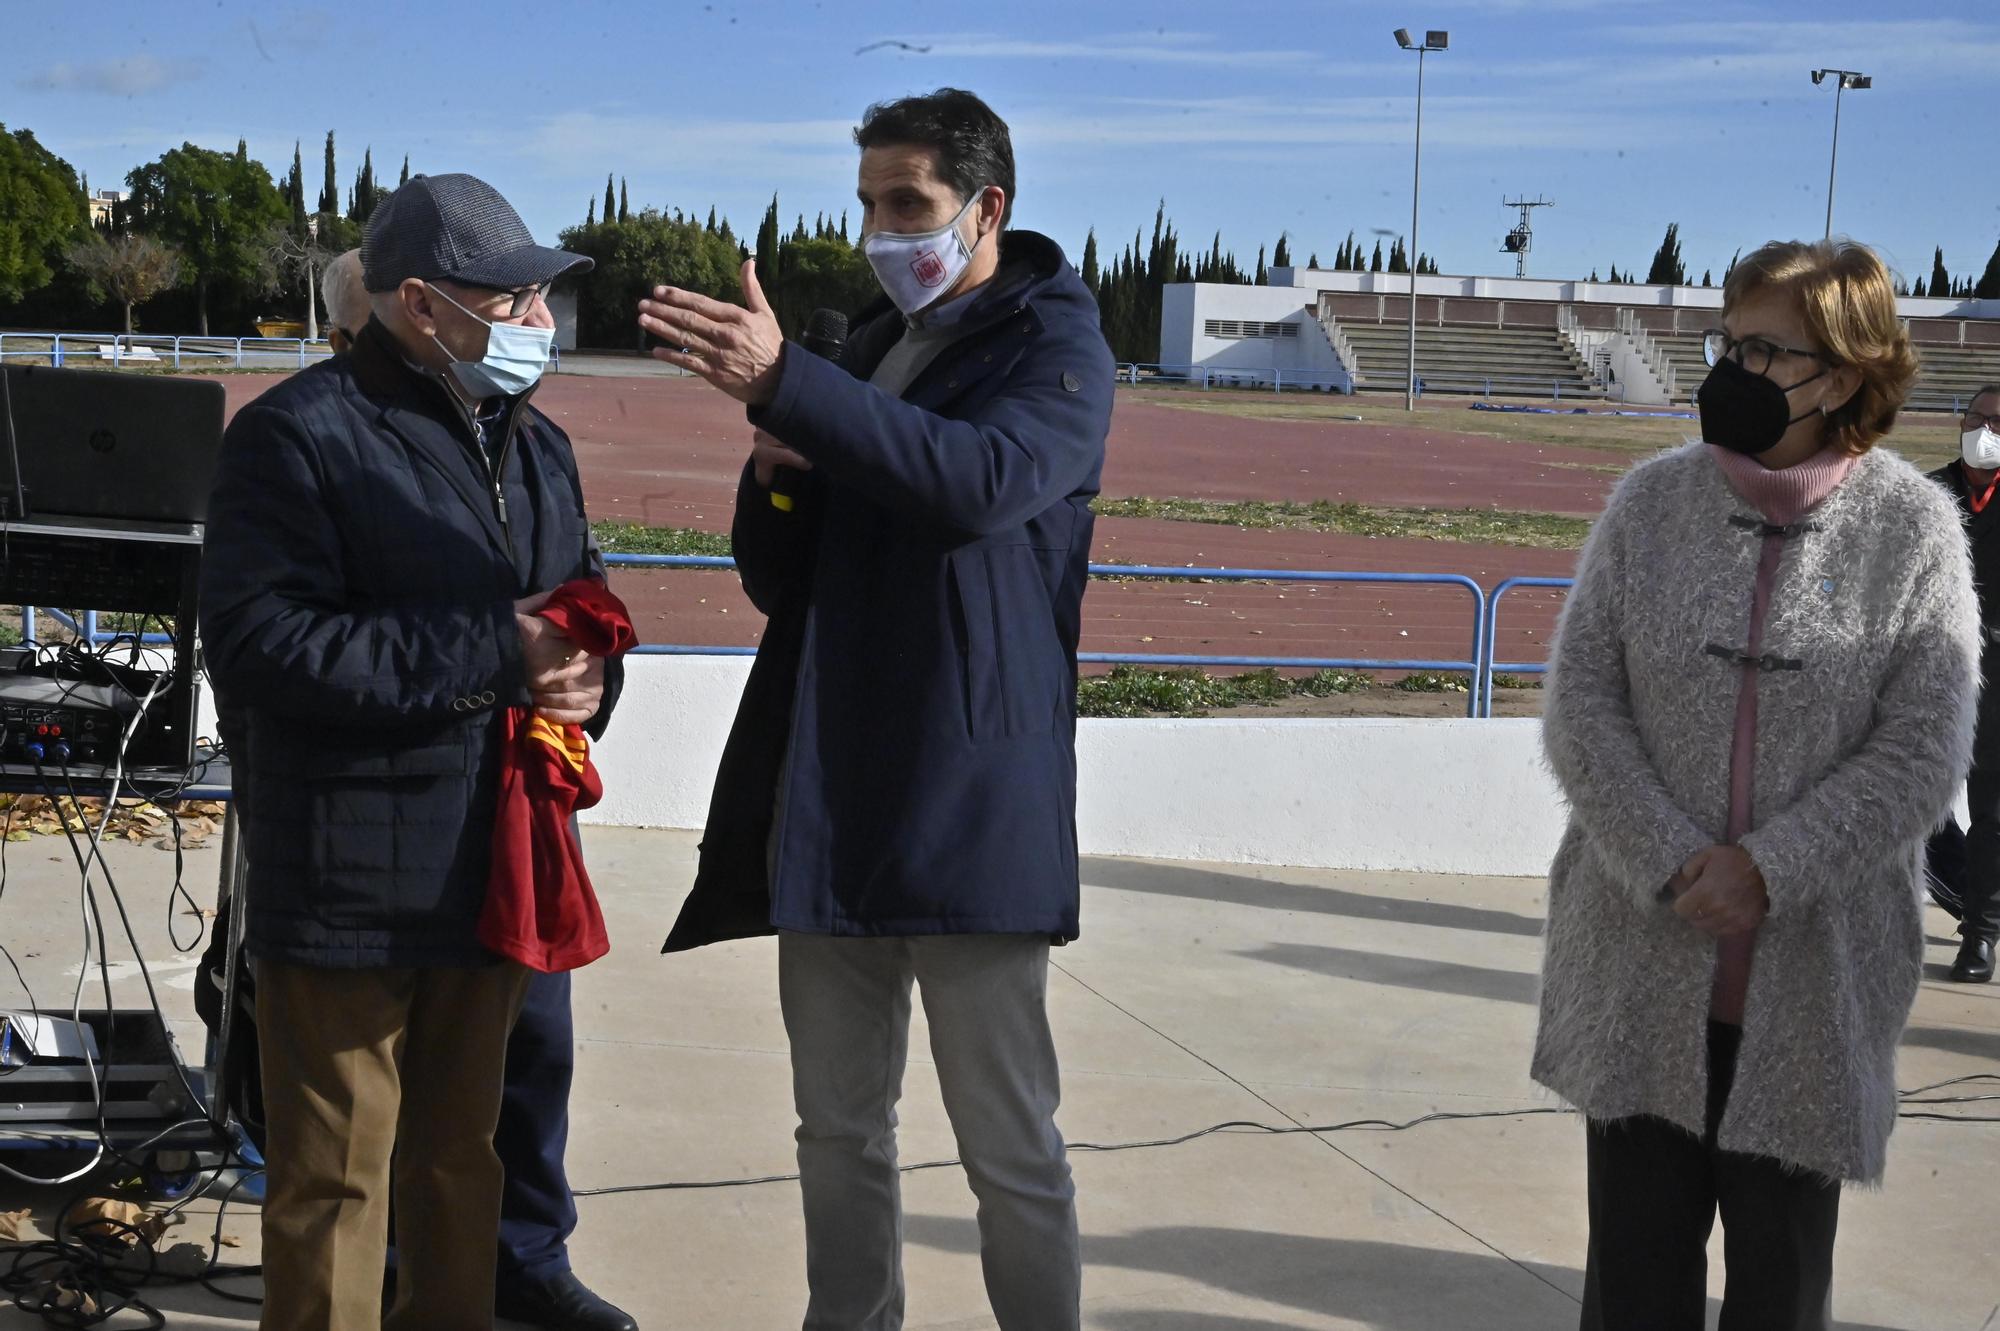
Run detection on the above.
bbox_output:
[1703,444,1859,1024]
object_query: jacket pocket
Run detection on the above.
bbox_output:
[254,725,476,778]
[948,546,1063,743]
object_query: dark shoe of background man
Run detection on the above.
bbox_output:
[497,1270,639,1331]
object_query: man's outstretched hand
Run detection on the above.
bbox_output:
[638,260,785,407]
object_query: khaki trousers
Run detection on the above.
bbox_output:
[256,959,531,1331]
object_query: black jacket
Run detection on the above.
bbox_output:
[201,320,617,968]
[1931,460,2000,771]
[665,231,1114,951]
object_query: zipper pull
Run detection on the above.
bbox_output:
[494,484,509,525]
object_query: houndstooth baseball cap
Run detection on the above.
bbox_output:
[361,173,592,293]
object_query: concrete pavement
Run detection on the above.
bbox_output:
[0,826,1992,1328]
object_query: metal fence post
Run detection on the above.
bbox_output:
[51,336,62,368]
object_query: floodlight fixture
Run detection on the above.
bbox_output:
[1392,28,1448,408]
[1813,69,1871,237]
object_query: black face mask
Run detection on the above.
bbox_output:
[1697,353,1827,456]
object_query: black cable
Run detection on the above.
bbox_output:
[31,761,122,1186]
[50,758,213,1125]
[0,748,41,1047]
[574,1106,1582,1198]
[574,1081,2000,1202]
[0,1117,255,1328]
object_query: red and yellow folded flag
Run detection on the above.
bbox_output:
[477,579,638,973]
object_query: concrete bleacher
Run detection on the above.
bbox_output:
[1330,321,1601,399]
[1640,332,2000,412]
[1911,340,2000,411]
[1646,333,1709,404]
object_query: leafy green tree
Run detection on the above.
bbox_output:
[319,132,339,215]
[1975,237,2000,300]
[0,125,83,303]
[125,142,289,334]
[1645,223,1687,285]
[559,208,752,347]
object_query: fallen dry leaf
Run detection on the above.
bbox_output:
[62,1197,180,1248]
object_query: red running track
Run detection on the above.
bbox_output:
[207,372,1602,670]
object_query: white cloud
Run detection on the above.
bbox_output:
[20,55,205,97]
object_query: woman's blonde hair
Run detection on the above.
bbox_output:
[1722,239,1919,455]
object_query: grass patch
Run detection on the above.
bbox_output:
[1093,496,1591,550]
[592,521,733,558]
[1124,385,1968,473]
[1078,665,1372,718]
[1394,671,1471,694]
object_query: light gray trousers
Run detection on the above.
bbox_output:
[778,931,1081,1331]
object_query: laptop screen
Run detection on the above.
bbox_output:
[0,366,226,526]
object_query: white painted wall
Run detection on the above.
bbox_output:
[547,289,581,351]
[1158,284,1348,387]
[583,656,1569,878]
[1265,266,2000,320]
[1165,271,2000,391]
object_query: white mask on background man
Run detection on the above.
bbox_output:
[1963,423,2000,471]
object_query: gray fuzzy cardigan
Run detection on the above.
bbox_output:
[1532,442,1979,1184]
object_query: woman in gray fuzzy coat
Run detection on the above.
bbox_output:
[1534,238,1979,1331]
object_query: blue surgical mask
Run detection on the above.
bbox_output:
[427,283,554,397]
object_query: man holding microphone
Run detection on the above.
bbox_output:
[649,89,1113,1330]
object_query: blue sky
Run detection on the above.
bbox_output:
[10,0,2000,288]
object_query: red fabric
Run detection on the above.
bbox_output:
[477,579,638,973]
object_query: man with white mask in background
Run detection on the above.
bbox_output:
[1934,384,2000,983]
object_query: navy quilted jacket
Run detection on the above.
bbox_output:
[665,231,1113,949]
[201,320,617,968]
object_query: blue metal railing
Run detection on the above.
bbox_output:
[604,553,1491,719]
[16,607,175,647]
[8,556,1530,722]
[1118,363,1352,394]
[1477,576,1573,717]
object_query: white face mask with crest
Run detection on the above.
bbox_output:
[862,188,990,317]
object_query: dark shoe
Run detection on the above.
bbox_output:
[496,1271,639,1331]
[1950,937,1995,983]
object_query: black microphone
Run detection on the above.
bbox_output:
[770,309,847,512]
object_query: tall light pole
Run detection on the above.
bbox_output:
[1811,68,1870,240]
[1395,28,1448,410]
